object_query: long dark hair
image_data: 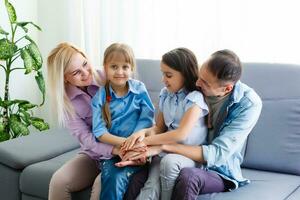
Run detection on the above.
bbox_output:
[162,48,199,92]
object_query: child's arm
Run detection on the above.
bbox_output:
[122,111,167,150]
[92,89,126,146]
[142,105,203,146]
[98,133,126,146]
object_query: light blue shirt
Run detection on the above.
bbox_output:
[92,79,154,138]
[159,87,209,145]
[202,81,262,190]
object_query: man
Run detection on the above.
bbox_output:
[125,49,262,200]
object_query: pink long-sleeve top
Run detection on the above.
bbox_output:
[65,75,113,161]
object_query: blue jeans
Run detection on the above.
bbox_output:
[100,157,142,200]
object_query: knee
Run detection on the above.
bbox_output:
[49,169,71,190]
[176,168,196,185]
[160,154,185,178]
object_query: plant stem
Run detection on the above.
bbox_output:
[0,64,6,72]
[10,67,23,72]
[3,63,11,134]
[11,53,21,64]
[15,36,26,44]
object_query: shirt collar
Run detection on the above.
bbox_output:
[109,79,139,98]
[65,80,99,100]
[168,87,188,98]
[229,81,246,104]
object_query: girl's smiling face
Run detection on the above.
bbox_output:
[160,61,185,93]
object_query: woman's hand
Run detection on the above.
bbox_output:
[121,130,146,151]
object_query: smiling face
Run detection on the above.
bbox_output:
[64,52,93,88]
[196,62,233,97]
[160,62,185,93]
[104,52,133,89]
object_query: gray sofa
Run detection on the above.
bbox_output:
[0,59,300,200]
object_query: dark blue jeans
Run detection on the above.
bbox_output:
[100,157,142,200]
[125,167,228,200]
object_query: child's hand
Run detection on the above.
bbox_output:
[121,131,146,151]
[122,147,147,161]
[115,158,146,167]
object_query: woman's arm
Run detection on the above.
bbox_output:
[66,114,114,159]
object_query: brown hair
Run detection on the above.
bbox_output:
[101,43,136,128]
[207,49,242,84]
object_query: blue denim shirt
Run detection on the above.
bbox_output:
[202,81,262,190]
[92,79,155,138]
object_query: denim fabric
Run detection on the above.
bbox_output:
[92,79,155,138]
[202,81,262,189]
[100,157,142,200]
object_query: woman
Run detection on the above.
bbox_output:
[47,42,117,200]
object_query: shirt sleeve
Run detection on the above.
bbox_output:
[185,91,209,118]
[92,89,109,138]
[133,83,155,132]
[65,113,113,160]
[202,97,262,167]
[158,87,168,112]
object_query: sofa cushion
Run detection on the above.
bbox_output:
[20,149,79,199]
[241,63,300,175]
[0,128,79,169]
[198,168,300,200]
[136,59,163,107]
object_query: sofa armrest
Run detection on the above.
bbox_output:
[0,128,79,170]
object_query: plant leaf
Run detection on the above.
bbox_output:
[35,71,45,105]
[9,115,30,136]
[21,48,34,74]
[0,26,9,35]
[19,110,31,126]
[0,38,17,60]
[31,120,49,131]
[19,102,36,110]
[28,43,42,69]
[24,35,36,44]
[5,0,17,23]
[0,130,10,142]
[0,123,4,133]
[16,21,42,31]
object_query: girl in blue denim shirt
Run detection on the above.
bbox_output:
[120,48,209,200]
[91,43,154,200]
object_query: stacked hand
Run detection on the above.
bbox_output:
[115,131,162,167]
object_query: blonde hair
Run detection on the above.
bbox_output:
[47,42,101,126]
[102,43,136,128]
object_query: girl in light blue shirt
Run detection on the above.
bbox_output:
[91,43,154,200]
[121,48,209,200]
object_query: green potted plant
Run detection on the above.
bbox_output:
[0,0,49,142]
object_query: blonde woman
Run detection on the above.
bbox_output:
[47,42,118,200]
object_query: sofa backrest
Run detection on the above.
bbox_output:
[136,59,163,108]
[137,59,300,176]
[241,63,300,175]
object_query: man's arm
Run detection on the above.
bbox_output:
[162,143,206,163]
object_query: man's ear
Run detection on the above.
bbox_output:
[224,84,234,94]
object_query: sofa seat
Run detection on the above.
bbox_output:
[198,169,300,200]
[20,148,94,200]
